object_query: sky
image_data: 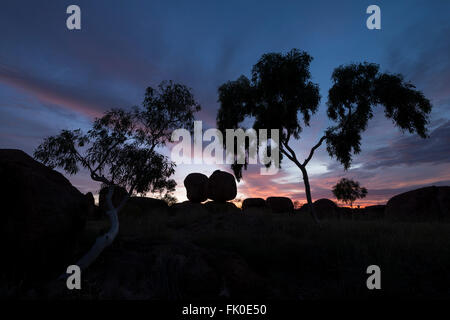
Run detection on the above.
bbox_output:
[0,0,449,207]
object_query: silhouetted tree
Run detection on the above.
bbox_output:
[161,193,178,206]
[332,178,367,207]
[34,80,200,271]
[217,49,432,223]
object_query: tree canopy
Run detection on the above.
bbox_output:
[34,80,200,198]
[332,178,368,207]
[217,49,321,179]
[216,49,432,222]
[34,80,200,270]
[326,63,432,169]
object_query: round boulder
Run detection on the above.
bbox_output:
[315,198,338,219]
[184,173,209,203]
[301,198,338,219]
[242,198,266,211]
[266,197,294,213]
[207,170,237,202]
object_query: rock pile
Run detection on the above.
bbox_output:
[179,170,239,214]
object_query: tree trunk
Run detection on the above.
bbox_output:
[299,165,320,224]
[75,207,119,270]
[60,186,124,278]
[281,135,326,224]
[77,185,124,270]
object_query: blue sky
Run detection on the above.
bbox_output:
[1,0,449,206]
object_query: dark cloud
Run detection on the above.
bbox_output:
[363,120,450,169]
[385,21,450,113]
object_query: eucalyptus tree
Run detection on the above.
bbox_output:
[34,80,200,270]
[217,49,432,223]
[332,178,368,207]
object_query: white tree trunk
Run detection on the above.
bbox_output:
[66,186,126,274]
[75,207,119,270]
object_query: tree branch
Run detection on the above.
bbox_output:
[74,150,93,173]
[303,135,327,167]
[93,140,123,174]
[280,147,303,169]
[90,172,112,185]
[280,148,295,163]
[281,139,297,161]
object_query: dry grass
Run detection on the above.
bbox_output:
[81,208,450,299]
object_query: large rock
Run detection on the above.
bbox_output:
[242,198,266,211]
[207,170,237,202]
[300,198,339,219]
[204,201,241,214]
[314,198,339,219]
[121,197,169,217]
[364,205,385,220]
[170,201,209,216]
[86,192,95,207]
[385,186,450,222]
[85,191,101,219]
[127,196,167,209]
[98,186,128,212]
[0,149,90,289]
[184,173,208,203]
[266,197,294,213]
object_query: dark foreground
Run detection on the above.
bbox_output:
[17,208,450,300]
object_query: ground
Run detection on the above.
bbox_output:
[41,208,450,299]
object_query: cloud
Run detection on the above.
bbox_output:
[385,22,450,113]
[363,120,450,170]
[0,64,128,119]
